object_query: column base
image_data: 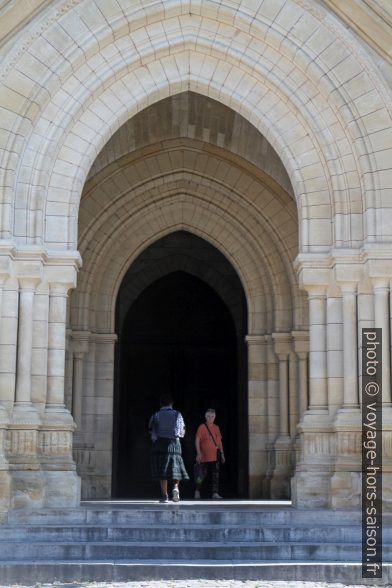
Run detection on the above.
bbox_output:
[330,407,361,509]
[10,469,45,509]
[9,405,44,509]
[40,408,80,508]
[0,408,11,513]
[330,471,361,509]
[270,435,293,499]
[43,470,81,508]
[249,446,269,498]
[0,468,11,512]
[292,410,333,508]
[291,470,332,508]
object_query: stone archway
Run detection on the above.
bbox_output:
[112,230,248,499]
[0,0,392,512]
[67,93,301,500]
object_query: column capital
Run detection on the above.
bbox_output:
[48,282,70,295]
[337,281,358,295]
[306,285,327,298]
[293,253,331,290]
[370,278,390,291]
[18,277,41,291]
[0,252,11,285]
[292,331,309,355]
[92,332,118,344]
[272,332,291,357]
[245,334,266,346]
[72,330,91,355]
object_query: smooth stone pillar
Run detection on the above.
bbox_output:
[308,290,328,412]
[266,335,279,444]
[41,283,80,509]
[69,331,90,437]
[0,276,11,510]
[246,335,268,497]
[15,280,38,409]
[278,353,289,437]
[374,281,391,405]
[11,279,42,508]
[341,284,359,409]
[46,284,68,411]
[326,294,343,414]
[271,334,292,499]
[292,331,309,421]
[72,352,85,432]
[289,351,298,437]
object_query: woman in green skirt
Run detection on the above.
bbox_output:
[149,393,189,502]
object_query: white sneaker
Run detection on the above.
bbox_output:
[194,489,201,500]
[172,487,180,502]
[212,492,223,500]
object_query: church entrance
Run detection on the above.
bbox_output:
[112,232,248,499]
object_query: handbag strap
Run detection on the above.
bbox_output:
[204,423,218,447]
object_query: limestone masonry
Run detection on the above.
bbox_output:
[0,0,391,515]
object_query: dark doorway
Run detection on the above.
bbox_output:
[113,234,248,499]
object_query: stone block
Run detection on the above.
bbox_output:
[10,470,44,510]
[43,471,81,508]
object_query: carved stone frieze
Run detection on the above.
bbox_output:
[8,429,38,458]
[39,431,73,458]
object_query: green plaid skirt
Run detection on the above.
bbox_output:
[150,437,189,481]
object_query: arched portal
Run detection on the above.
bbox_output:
[113,231,247,499]
[113,229,248,496]
[1,0,392,514]
[68,93,301,502]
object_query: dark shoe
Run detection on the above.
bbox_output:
[159,494,169,503]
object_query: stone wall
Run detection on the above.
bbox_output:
[0,0,392,512]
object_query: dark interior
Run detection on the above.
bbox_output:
[113,234,248,499]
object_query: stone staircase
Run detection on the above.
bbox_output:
[0,501,390,585]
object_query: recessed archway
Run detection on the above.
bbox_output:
[68,92,301,501]
[112,231,248,499]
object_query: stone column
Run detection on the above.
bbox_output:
[64,330,74,413]
[31,286,49,408]
[10,276,43,509]
[341,284,359,409]
[326,293,343,415]
[14,280,39,410]
[331,281,362,508]
[246,335,268,497]
[271,333,293,499]
[357,290,374,401]
[292,331,309,469]
[292,331,309,420]
[307,289,328,412]
[0,267,11,511]
[291,286,332,508]
[373,280,391,405]
[46,284,69,410]
[83,333,117,499]
[40,281,80,508]
[0,280,18,407]
[73,352,85,433]
[71,333,90,437]
[289,350,298,438]
[264,334,278,496]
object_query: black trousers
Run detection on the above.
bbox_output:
[195,460,219,493]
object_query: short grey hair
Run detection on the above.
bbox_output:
[205,408,216,416]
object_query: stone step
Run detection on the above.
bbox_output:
[0,561,389,586]
[8,505,375,526]
[0,523,370,543]
[0,540,382,561]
